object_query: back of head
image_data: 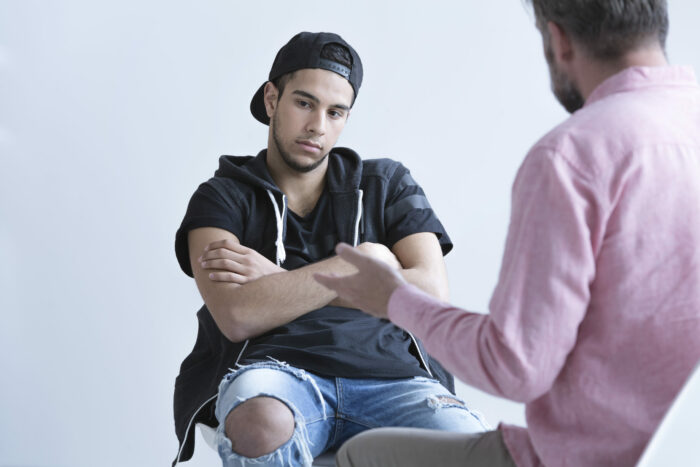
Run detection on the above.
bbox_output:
[526,0,669,60]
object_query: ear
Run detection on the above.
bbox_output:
[263,81,279,119]
[546,21,575,65]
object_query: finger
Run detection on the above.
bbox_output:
[207,271,248,283]
[315,273,372,312]
[200,248,245,262]
[200,259,248,273]
[203,239,234,251]
[313,272,345,292]
[204,239,251,254]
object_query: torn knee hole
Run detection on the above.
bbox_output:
[436,396,463,405]
[427,394,467,410]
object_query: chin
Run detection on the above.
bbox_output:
[282,152,328,174]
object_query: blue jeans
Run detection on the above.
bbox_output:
[214,360,490,467]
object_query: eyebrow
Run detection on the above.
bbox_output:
[292,89,350,111]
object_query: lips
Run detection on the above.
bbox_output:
[296,139,322,153]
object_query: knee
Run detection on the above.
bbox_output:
[224,396,295,458]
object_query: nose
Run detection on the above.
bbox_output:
[305,109,326,136]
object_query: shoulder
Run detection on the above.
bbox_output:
[361,157,407,181]
[531,89,672,179]
[194,174,254,206]
[331,147,409,186]
[526,105,610,183]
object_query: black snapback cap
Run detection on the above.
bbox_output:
[250,32,363,125]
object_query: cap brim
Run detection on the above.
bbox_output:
[250,82,270,125]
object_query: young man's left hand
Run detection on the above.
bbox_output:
[199,239,285,284]
[314,243,406,319]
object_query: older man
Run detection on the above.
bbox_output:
[316,1,700,466]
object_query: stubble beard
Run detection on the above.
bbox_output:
[544,41,585,114]
[271,112,329,174]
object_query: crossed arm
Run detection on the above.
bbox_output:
[188,226,448,342]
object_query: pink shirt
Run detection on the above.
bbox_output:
[388,66,700,467]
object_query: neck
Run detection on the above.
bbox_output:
[575,44,669,101]
[266,146,328,216]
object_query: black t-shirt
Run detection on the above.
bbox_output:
[175,152,453,380]
[237,190,429,378]
[279,191,337,266]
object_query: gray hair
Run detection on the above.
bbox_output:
[524,0,669,60]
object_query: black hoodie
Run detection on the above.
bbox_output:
[172,148,454,464]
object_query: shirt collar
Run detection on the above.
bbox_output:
[585,65,698,107]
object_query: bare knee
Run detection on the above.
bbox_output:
[224,396,295,458]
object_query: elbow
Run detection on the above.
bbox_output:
[430,281,450,302]
[413,273,449,302]
[479,343,556,402]
[476,323,564,402]
[221,325,251,344]
[491,360,557,403]
[208,303,256,343]
[435,283,450,302]
[223,314,258,343]
[507,375,553,403]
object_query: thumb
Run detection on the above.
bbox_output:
[313,272,341,291]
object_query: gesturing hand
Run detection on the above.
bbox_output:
[314,243,406,319]
[199,239,285,284]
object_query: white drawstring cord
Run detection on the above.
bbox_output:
[267,190,287,265]
[353,189,363,246]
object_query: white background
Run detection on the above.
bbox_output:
[1,1,698,466]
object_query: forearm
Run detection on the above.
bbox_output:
[207,254,357,341]
[388,283,585,403]
[328,265,447,309]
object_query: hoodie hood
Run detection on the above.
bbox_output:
[215,147,363,194]
[214,150,280,194]
[212,147,365,266]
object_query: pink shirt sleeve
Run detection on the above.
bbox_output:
[388,147,598,402]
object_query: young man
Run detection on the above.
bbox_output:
[317,2,700,466]
[172,32,488,467]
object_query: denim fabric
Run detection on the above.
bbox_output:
[214,360,490,467]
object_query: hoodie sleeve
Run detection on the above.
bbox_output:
[384,163,453,255]
[175,178,246,277]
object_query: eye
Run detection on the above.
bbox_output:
[328,109,345,119]
[297,99,311,109]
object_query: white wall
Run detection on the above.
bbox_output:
[1,1,698,466]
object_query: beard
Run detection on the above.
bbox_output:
[544,41,585,114]
[271,112,329,173]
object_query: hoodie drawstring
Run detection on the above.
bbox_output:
[268,188,361,261]
[266,190,287,265]
[353,189,363,247]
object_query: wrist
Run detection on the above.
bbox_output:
[386,282,410,321]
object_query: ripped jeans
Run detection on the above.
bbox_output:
[214,360,490,467]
